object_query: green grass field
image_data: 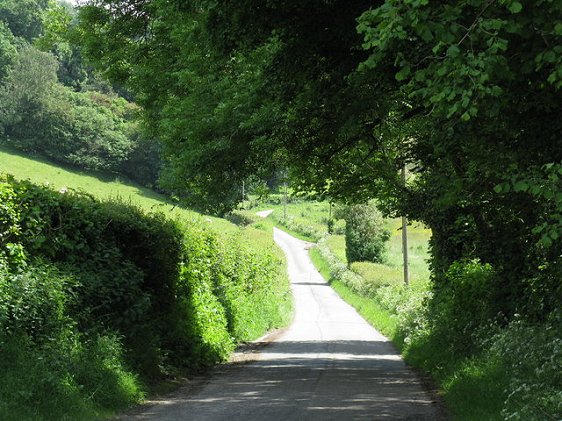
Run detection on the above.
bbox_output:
[0,145,284,256]
[0,146,234,229]
[246,196,431,287]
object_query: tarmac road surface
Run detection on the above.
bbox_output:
[120,228,440,420]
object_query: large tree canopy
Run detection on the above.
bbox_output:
[0,0,49,42]
[77,0,384,213]
[78,0,561,319]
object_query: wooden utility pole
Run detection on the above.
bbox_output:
[401,164,410,286]
[283,182,287,220]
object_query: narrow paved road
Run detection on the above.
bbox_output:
[122,228,438,420]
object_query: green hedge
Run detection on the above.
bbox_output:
[0,174,291,418]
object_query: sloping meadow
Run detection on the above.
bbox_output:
[0,174,291,420]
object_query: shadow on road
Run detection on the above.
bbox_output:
[123,339,441,421]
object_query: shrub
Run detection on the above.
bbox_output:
[488,319,562,420]
[343,201,390,264]
[177,225,235,367]
[0,263,73,342]
[315,236,370,296]
[428,259,497,355]
[374,282,431,345]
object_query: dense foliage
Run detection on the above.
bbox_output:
[0,0,161,187]
[0,174,291,417]
[341,202,389,264]
[76,2,561,418]
[77,0,561,323]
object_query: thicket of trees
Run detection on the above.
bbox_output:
[77,0,561,334]
[0,0,161,186]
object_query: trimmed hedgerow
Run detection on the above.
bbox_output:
[0,174,291,418]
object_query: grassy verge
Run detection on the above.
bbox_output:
[310,247,399,340]
[309,231,559,420]
[308,250,506,421]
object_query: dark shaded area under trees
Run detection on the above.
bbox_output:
[77,0,561,330]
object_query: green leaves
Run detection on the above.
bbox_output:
[507,1,523,14]
[447,44,460,58]
[75,0,562,333]
[494,162,562,250]
[395,65,411,81]
[513,180,529,193]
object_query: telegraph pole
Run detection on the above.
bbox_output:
[283,182,287,220]
[401,164,410,286]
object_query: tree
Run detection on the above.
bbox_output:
[0,44,58,141]
[0,0,49,42]
[0,45,137,172]
[35,0,90,89]
[356,0,562,318]
[0,21,16,81]
[76,0,386,212]
[77,0,562,320]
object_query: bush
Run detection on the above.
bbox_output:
[428,259,497,355]
[0,257,145,420]
[0,173,291,383]
[0,264,73,342]
[343,201,390,264]
[488,319,562,420]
